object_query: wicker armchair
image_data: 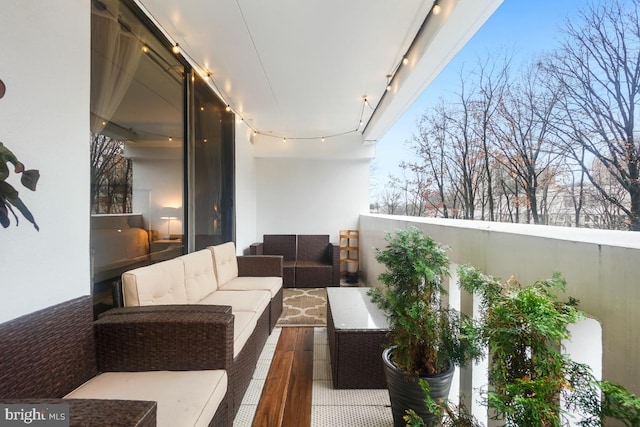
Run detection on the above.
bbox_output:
[0,297,233,426]
[250,234,340,287]
[296,234,340,287]
[250,234,297,287]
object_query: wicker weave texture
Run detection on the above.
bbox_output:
[0,399,157,427]
[237,255,282,278]
[95,307,234,372]
[263,234,297,261]
[0,296,97,399]
[327,301,389,389]
[297,235,330,263]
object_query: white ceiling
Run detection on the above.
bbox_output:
[135,0,503,146]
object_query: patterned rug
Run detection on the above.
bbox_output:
[276,288,327,327]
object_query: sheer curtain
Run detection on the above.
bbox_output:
[90,0,142,134]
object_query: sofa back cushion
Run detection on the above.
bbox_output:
[180,249,218,302]
[297,235,329,262]
[122,258,187,306]
[210,242,238,287]
[263,234,297,261]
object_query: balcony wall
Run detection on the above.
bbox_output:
[359,213,640,403]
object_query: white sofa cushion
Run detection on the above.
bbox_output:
[122,258,187,306]
[209,242,238,287]
[65,370,227,427]
[231,311,257,357]
[218,276,282,298]
[198,289,271,315]
[179,249,218,303]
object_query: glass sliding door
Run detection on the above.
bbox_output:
[90,0,185,294]
[191,73,235,250]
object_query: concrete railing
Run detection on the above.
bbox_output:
[359,213,640,423]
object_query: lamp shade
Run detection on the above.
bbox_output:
[159,207,178,220]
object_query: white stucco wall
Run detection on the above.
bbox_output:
[255,157,369,244]
[235,120,258,254]
[1,1,90,322]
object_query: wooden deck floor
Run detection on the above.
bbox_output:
[251,327,314,427]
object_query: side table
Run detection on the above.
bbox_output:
[327,287,390,389]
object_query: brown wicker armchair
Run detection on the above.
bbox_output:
[250,234,340,287]
[250,234,297,287]
[295,234,340,287]
[0,297,233,426]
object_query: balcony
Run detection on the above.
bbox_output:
[239,214,637,426]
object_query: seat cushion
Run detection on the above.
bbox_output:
[198,290,271,315]
[179,249,218,302]
[295,262,333,287]
[122,258,187,306]
[209,242,238,287]
[231,311,257,357]
[218,276,282,298]
[65,370,227,427]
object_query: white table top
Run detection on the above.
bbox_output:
[327,287,389,331]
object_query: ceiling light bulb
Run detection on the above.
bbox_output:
[203,139,207,143]
[253,131,257,136]
[169,136,173,141]
[432,4,442,15]
[172,44,180,54]
[225,105,231,112]
[402,57,409,65]
[386,84,391,91]
[321,137,325,142]
[142,45,149,53]
[283,138,287,143]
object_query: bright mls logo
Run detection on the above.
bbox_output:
[0,404,69,427]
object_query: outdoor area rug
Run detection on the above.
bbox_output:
[276,288,327,327]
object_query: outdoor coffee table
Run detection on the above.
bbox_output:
[326,287,390,389]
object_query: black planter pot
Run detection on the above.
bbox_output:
[382,347,455,427]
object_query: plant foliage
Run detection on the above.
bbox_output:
[0,142,40,230]
[458,264,640,427]
[369,227,483,376]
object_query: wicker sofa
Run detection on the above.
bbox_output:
[0,296,232,426]
[118,241,283,416]
[250,234,340,288]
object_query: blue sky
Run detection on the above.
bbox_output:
[372,0,585,190]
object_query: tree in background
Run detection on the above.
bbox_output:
[373,0,640,231]
[90,133,132,214]
[492,63,563,224]
[548,0,640,230]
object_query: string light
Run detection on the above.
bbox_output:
[105,1,377,144]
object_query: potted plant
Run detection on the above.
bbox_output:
[369,227,482,427]
[457,264,640,426]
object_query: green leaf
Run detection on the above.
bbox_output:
[20,169,39,191]
[7,196,39,231]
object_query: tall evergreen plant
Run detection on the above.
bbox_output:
[369,227,482,376]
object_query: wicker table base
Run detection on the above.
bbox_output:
[327,288,389,389]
